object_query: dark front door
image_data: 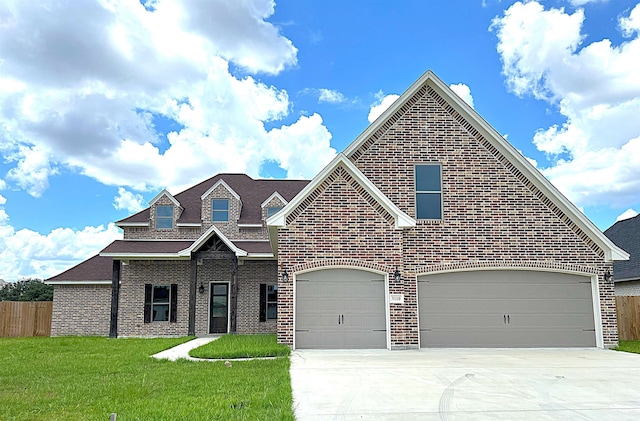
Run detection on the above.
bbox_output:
[209,283,229,334]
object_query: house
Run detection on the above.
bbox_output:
[46,70,628,348]
[47,174,308,337]
[605,214,640,296]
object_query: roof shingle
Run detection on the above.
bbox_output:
[604,214,640,281]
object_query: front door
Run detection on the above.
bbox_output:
[209,283,229,334]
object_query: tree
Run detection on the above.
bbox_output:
[0,279,53,302]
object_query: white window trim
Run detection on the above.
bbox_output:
[212,198,229,223]
[414,163,443,220]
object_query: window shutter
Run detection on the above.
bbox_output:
[170,283,178,323]
[144,284,152,324]
[259,283,266,322]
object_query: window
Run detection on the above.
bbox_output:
[259,284,277,321]
[266,206,282,217]
[415,164,442,219]
[144,284,177,323]
[212,199,229,222]
[156,205,174,229]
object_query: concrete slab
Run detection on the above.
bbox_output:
[151,336,219,361]
[290,348,640,420]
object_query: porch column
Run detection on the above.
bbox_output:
[188,258,197,336]
[230,257,238,333]
[109,259,120,338]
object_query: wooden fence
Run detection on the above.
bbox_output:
[616,296,640,341]
[0,301,52,337]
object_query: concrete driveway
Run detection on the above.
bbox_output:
[290,348,640,420]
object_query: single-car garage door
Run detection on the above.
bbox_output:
[418,270,596,347]
[296,269,387,349]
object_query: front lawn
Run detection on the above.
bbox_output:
[189,334,290,359]
[615,340,640,354]
[0,336,293,421]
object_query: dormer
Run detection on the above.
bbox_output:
[201,179,242,227]
[261,191,288,221]
[149,189,183,230]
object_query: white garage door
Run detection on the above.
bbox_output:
[296,269,387,349]
[418,270,596,347]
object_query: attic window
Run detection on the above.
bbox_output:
[156,205,174,229]
[212,199,229,222]
[415,164,442,220]
[266,207,282,217]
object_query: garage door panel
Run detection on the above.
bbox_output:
[418,270,596,348]
[500,298,594,315]
[422,314,504,328]
[422,328,508,347]
[508,313,595,329]
[499,330,596,347]
[342,330,387,349]
[422,298,519,314]
[296,269,386,349]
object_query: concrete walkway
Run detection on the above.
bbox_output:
[152,336,220,361]
[291,348,640,420]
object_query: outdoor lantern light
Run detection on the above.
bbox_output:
[394,267,401,282]
[604,270,613,283]
[198,282,205,294]
[282,269,289,283]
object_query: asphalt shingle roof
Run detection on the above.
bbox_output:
[604,214,640,281]
[118,173,309,225]
[46,255,112,282]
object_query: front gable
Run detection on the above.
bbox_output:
[344,70,627,262]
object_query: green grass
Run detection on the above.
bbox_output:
[189,334,291,359]
[614,340,640,354]
[0,336,293,421]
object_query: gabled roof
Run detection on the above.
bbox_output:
[344,70,628,262]
[605,215,639,281]
[149,189,181,207]
[117,174,309,226]
[45,255,113,285]
[267,155,416,255]
[261,191,288,208]
[201,179,241,201]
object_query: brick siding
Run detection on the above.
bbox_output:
[51,285,111,336]
[276,81,618,347]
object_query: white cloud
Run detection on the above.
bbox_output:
[368,92,400,123]
[318,89,346,104]
[0,0,332,198]
[0,195,121,280]
[492,1,640,210]
[266,113,336,179]
[449,83,475,108]
[616,208,638,222]
[113,187,145,213]
[568,0,608,6]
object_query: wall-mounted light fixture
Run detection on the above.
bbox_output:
[282,269,289,283]
[393,267,401,282]
[604,270,613,283]
[198,282,205,294]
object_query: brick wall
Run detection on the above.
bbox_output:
[51,285,111,336]
[118,260,190,336]
[276,81,618,347]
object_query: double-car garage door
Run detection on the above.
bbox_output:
[418,270,597,347]
[295,268,597,349]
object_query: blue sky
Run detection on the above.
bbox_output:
[1,0,639,281]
